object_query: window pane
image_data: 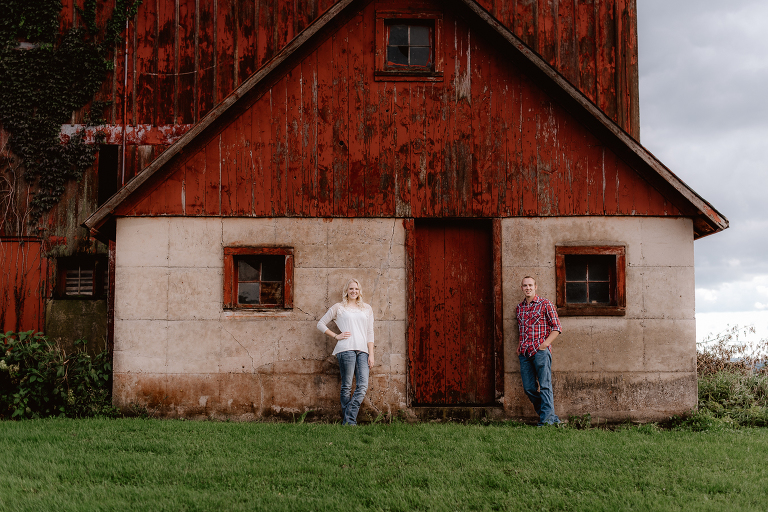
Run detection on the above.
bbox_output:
[238,282,261,305]
[261,282,284,305]
[261,255,285,281]
[589,282,611,304]
[238,258,260,281]
[387,45,409,65]
[410,46,431,67]
[410,25,430,46]
[565,256,587,281]
[566,282,587,303]
[388,24,408,45]
[588,255,613,281]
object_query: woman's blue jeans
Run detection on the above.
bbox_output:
[336,350,369,425]
[519,350,560,425]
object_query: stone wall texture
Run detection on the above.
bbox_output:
[113,216,695,422]
[501,217,696,422]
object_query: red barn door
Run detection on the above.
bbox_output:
[410,219,495,405]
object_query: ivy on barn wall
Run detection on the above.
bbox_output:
[0,0,140,225]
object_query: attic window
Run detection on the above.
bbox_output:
[223,247,294,309]
[376,11,443,81]
[555,246,626,316]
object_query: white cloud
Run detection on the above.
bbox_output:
[638,0,768,340]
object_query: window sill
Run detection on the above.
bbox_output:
[223,309,293,319]
[557,306,626,317]
[374,70,444,82]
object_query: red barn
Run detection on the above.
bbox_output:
[5,0,727,422]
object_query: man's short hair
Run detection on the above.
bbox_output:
[521,276,536,285]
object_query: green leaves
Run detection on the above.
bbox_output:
[0,331,116,420]
[0,0,142,224]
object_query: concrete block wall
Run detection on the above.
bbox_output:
[113,217,407,420]
[114,215,696,422]
[501,217,697,422]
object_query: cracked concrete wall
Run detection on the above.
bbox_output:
[113,217,407,420]
[501,217,697,422]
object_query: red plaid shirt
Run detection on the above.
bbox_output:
[516,296,562,357]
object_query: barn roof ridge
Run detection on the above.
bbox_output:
[83,0,727,239]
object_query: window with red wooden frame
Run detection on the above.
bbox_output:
[223,247,293,309]
[555,246,626,316]
[375,11,442,81]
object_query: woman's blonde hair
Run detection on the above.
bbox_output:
[342,278,364,307]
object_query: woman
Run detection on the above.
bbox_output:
[317,278,375,425]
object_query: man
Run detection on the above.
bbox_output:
[516,276,562,425]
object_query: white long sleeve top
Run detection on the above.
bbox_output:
[317,302,375,355]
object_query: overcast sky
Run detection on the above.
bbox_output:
[637,0,768,342]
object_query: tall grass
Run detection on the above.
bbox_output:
[675,325,768,430]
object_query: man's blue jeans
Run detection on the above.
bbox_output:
[336,350,369,425]
[519,349,560,425]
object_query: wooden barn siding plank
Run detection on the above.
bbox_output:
[576,0,596,105]
[427,224,446,403]
[302,54,319,216]
[251,97,267,215]
[186,150,206,214]
[178,0,196,124]
[316,35,334,216]
[443,223,464,402]
[519,75,538,215]
[440,18,456,217]
[163,159,186,215]
[595,0,617,121]
[452,20,472,217]
[557,0,578,86]
[491,59,507,215]
[286,65,304,215]
[424,84,441,218]
[277,0,296,59]
[332,29,350,217]
[156,0,176,126]
[197,0,216,119]
[364,10,385,217]
[537,0,556,66]
[217,0,235,105]
[603,146,619,215]
[409,84,427,217]
[234,115,252,215]
[515,0,537,49]
[205,137,221,214]
[271,79,289,216]
[472,32,492,217]
[136,1,158,125]
[238,0,258,84]
[394,83,411,218]
[347,11,366,217]
[260,0,277,66]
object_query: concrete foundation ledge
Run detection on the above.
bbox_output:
[411,407,506,422]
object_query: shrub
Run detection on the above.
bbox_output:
[0,331,117,419]
[673,325,768,430]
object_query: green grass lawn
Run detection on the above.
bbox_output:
[2,418,768,511]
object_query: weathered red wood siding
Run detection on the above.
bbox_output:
[0,239,46,333]
[114,1,673,219]
[60,0,638,141]
[410,220,496,405]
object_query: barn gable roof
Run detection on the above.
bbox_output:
[84,0,727,240]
